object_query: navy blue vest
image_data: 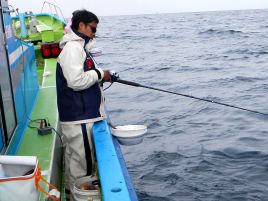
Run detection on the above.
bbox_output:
[56,50,103,122]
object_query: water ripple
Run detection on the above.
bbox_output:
[99,9,268,201]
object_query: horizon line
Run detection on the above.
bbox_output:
[97,7,268,18]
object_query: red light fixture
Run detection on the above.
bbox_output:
[41,42,61,58]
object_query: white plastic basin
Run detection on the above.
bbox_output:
[111,125,147,145]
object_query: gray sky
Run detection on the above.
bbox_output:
[9,0,268,17]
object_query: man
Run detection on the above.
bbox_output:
[56,9,111,200]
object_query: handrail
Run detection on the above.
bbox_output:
[40,1,66,22]
[92,120,138,201]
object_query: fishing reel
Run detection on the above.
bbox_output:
[109,70,119,82]
[102,70,119,91]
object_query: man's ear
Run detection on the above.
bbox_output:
[78,22,85,31]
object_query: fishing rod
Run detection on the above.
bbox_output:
[115,79,268,116]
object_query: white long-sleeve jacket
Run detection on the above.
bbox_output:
[58,29,104,91]
[57,29,106,124]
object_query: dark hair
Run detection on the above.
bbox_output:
[71,9,99,30]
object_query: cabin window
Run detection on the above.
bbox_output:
[0,84,16,144]
[0,11,17,147]
[0,116,4,152]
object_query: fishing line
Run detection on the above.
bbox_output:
[115,79,267,116]
[103,82,113,91]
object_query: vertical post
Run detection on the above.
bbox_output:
[18,13,27,38]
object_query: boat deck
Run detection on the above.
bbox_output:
[7,58,61,201]
[6,57,138,200]
[2,6,138,201]
[17,58,58,170]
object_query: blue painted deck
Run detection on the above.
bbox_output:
[92,120,138,201]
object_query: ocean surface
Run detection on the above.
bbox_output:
[95,9,268,201]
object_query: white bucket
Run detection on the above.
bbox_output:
[73,176,100,201]
[111,125,147,145]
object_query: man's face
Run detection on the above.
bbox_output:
[78,21,97,38]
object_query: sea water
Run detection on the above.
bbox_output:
[96,9,268,201]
